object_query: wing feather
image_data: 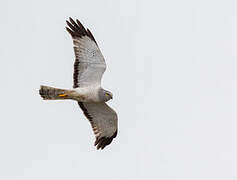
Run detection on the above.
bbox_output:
[78,102,118,150]
[66,17,106,88]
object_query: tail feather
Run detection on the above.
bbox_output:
[39,85,70,100]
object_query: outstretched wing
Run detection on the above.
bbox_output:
[78,102,118,150]
[66,17,106,88]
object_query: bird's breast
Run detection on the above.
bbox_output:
[74,87,101,102]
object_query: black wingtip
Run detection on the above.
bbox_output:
[65,17,97,44]
[95,131,118,150]
[69,17,73,22]
[65,27,73,36]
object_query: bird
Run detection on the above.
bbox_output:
[39,17,118,150]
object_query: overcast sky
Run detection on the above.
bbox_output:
[0,0,237,179]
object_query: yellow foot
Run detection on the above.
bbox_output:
[58,93,67,97]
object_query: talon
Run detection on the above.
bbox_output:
[58,93,67,97]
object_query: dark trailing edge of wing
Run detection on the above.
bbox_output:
[78,102,117,150]
[73,59,79,88]
[66,17,97,45]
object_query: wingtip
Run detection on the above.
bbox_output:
[68,17,74,23]
[66,20,70,26]
[94,131,117,150]
[65,17,97,44]
[65,27,73,36]
[69,17,77,25]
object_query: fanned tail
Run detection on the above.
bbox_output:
[39,85,71,100]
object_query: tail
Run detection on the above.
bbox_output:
[39,85,72,100]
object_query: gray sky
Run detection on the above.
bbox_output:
[1,0,237,179]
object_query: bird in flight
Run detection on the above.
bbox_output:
[39,18,118,150]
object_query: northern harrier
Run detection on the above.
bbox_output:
[39,18,117,150]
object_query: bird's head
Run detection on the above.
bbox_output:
[99,89,113,102]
